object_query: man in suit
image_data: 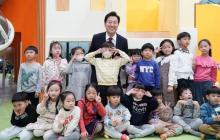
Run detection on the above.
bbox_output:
[89,11,128,85]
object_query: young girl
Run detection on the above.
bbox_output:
[156,39,177,107]
[46,91,81,140]
[66,47,91,101]
[149,90,183,140]
[78,83,106,140]
[42,41,68,90]
[125,49,141,91]
[26,80,62,138]
[192,39,217,105]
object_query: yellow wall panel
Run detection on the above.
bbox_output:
[196,4,220,81]
[90,0,105,11]
[127,0,159,32]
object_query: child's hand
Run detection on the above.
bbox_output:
[96,48,103,54]
[155,47,161,53]
[111,48,119,55]
[214,115,220,121]
[95,92,102,103]
[81,131,88,140]
[167,86,173,93]
[35,92,39,98]
[127,88,136,95]
[178,100,187,105]
[193,101,200,111]
[111,119,118,127]
[58,114,66,125]
[144,91,152,97]
[71,55,77,62]
[128,75,135,81]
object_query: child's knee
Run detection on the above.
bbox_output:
[172,116,181,122]
[33,129,44,137]
[19,130,33,140]
[95,122,103,134]
[174,126,183,135]
[0,132,10,140]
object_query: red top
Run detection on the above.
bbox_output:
[78,98,106,133]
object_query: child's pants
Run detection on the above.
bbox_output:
[0,126,33,140]
[199,124,220,136]
[173,116,203,132]
[43,129,80,140]
[131,124,155,138]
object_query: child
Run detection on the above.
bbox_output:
[78,83,106,140]
[174,32,194,92]
[52,91,81,139]
[156,39,177,107]
[0,92,38,140]
[172,88,203,137]
[104,85,142,140]
[148,90,183,140]
[17,45,42,108]
[135,43,160,91]
[85,42,130,106]
[121,83,158,138]
[192,39,217,105]
[45,91,81,140]
[42,41,68,90]
[66,47,91,101]
[26,80,62,139]
[199,87,220,139]
[125,49,141,91]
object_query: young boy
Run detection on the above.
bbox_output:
[17,45,42,108]
[199,87,220,139]
[172,88,203,137]
[104,85,143,140]
[0,92,38,140]
[85,42,130,106]
[135,43,160,91]
[174,32,194,92]
[121,83,158,138]
[125,49,141,91]
[149,90,183,140]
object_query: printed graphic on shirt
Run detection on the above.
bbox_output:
[140,66,153,73]
[132,102,148,114]
[21,69,39,86]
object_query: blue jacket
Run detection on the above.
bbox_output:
[200,102,220,125]
[135,59,160,89]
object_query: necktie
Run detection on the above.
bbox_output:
[108,37,113,44]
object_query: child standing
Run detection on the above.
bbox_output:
[46,91,81,140]
[78,83,106,140]
[192,39,217,105]
[148,90,183,140]
[66,47,91,101]
[174,32,194,92]
[0,93,38,140]
[135,43,160,91]
[26,80,62,139]
[85,42,130,106]
[156,39,177,107]
[172,88,203,137]
[199,87,220,139]
[121,84,157,138]
[17,46,42,108]
[125,49,141,91]
[42,41,68,89]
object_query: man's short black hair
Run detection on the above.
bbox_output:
[177,32,191,40]
[107,85,122,97]
[207,86,220,95]
[104,11,120,24]
[101,42,114,48]
[11,92,28,103]
[141,43,154,52]
[24,45,38,54]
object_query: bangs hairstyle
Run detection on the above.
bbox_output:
[48,41,63,58]
[206,86,220,95]
[24,45,38,54]
[177,88,191,99]
[71,46,85,56]
[177,32,191,40]
[101,42,114,48]
[141,43,154,52]
[129,49,141,56]
[198,39,212,56]
[132,83,145,91]
[107,85,122,97]
[150,90,163,97]
[157,39,175,57]
[59,91,76,103]
[11,92,28,103]
[85,83,98,96]
[104,11,120,24]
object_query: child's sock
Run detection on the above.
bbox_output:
[104,133,109,139]
[95,123,103,134]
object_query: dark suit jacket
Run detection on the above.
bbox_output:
[88,32,128,84]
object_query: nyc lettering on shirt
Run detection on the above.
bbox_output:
[140,66,154,73]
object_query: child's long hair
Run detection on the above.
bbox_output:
[156,39,175,57]
[198,39,212,56]
[48,41,63,59]
[84,83,98,99]
[46,80,62,114]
